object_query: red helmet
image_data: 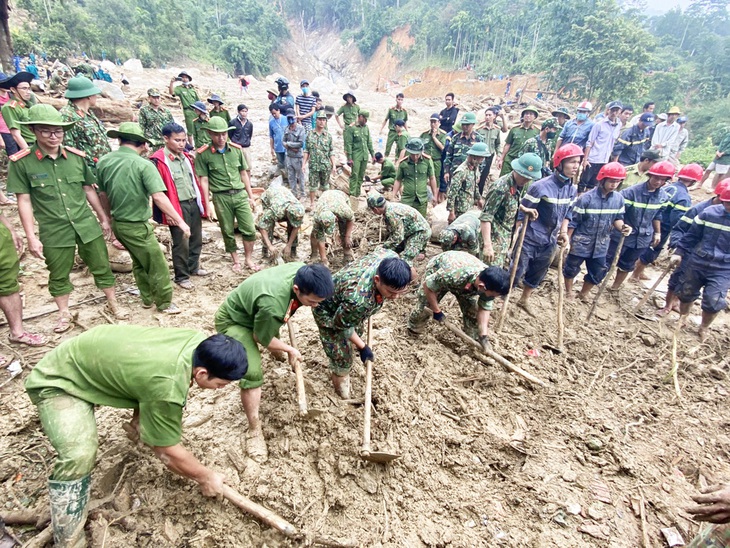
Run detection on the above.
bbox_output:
[597,162,627,181]
[553,143,583,168]
[714,179,730,196]
[677,163,703,182]
[647,160,675,179]
[720,187,730,202]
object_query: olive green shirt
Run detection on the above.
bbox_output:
[96,146,166,222]
[193,117,212,147]
[337,104,360,126]
[419,130,447,161]
[26,325,206,447]
[216,262,305,346]
[194,144,248,193]
[396,155,435,203]
[165,147,196,202]
[385,107,408,130]
[172,84,199,109]
[210,108,231,124]
[7,145,101,247]
[2,97,36,145]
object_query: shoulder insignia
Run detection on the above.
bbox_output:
[7,100,18,108]
[229,142,243,149]
[196,144,210,154]
[422,152,432,159]
[9,148,31,162]
[64,146,87,157]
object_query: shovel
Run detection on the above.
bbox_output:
[287,322,324,419]
[495,219,529,334]
[586,234,625,321]
[361,317,401,463]
[552,245,568,353]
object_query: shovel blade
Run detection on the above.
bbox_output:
[300,408,325,419]
[360,450,401,463]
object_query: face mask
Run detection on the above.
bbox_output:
[576,113,588,122]
[555,170,570,182]
[301,87,310,94]
[546,131,556,140]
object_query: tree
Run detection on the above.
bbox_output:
[0,0,11,70]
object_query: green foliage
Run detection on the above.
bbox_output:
[10,28,33,57]
[681,138,716,168]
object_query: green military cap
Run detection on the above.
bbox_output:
[147,88,161,97]
[405,138,424,154]
[359,110,370,119]
[460,112,477,125]
[521,106,539,118]
[511,152,543,180]
[466,142,490,157]
[438,228,458,250]
[541,117,558,130]
[551,107,571,119]
[367,190,386,209]
[19,104,75,129]
[453,121,462,133]
[314,110,328,120]
[204,116,236,133]
[65,75,102,99]
[107,122,151,144]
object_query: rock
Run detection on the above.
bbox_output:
[93,80,125,101]
[99,60,116,72]
[587,504,603,521]
[553,511,568,527]
[566,503,581,515]
[708,366,726,380]
[464,519,476,528]
[578,522,609,540]
[562,470,577,482]
[310,76,337,95]
[586,438,603,452]
[641,334,656,346]
[122,58,144,72]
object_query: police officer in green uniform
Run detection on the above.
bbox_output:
[393,119,409,162]
[60,75,111,172]
[191,101,211,148]
[207,93,230,124]
[0,71,37,151]
[169,70,200,145]
[393,138,437,218]
[379,92,408,157]
[336,91,360,135]
[97,122,189,314]
[7,105,127,333]
[371,152,397,190]
[344,110,375,208]
[215,263,333,462]
[420,113,447,183]
[195,117,260,273]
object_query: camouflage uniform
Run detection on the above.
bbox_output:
[312,190,353,242]
[479,172,526,267]
[382,202,432,265]
[138,104,174,150]
[306,129,334,192]
[520,136,552,172]
[446,161,481,218]
[439,211,482,256]
[257,186,305,255]
[312,248,397,375]
[408,251,493,338]
[688,524,730,548]
[59,102,111,171]
[443,131,483,186]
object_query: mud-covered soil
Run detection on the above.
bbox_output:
[1,60,729,548]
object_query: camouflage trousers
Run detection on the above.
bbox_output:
[393,228,431,265]
[316,324,360,376]
[488,226,512,268]
[689,524,730,548]
[308,168,331,193]
[407,286,480,339]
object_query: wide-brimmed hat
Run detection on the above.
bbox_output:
[405,138,424,154]
[107,122,151,144]
[342,91,357,102]
[205,117,236,133]
[208,94,224,105]
[521,106,539,118]
[551,107,571,119]
[191,101,207,113]
[667,106,682,115]
[147,88,161,97]
[178,71,192,80]
[18,104,74,129]
[511,152,543,180]
[367,191,386,209]
[460,112,477,125]
[0,71,33,90]
[466,142,490,157]
[64,75,101,99]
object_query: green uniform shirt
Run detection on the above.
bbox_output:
[165,147,196,202]
[96,147,166,222]
[386,107,408,130]
[209,108,231,124]
[138,104,174,146]
[59,101,112,171]
[173,84,199,109]
[395,131,409,159]
[505,126,539,160]
[447,162,480,214]
[396,155,435,204]
[444,131,483,175]
[256,186,304,232]
[622,164,645,188]
[716,132,730,166]
[194,144,247,193]
[306,130,334,171]
[344,123,374,160]
[520,135,552,169]
[479,172,526,265]
[193,117,212,147]
[216,262,304,346]
[336,104,360,127]
[476,126,502,157]
[25,325,205,447]
[313,190,353,240]
[7,145,101,247]
[2,98,35,145]
[442,211,482,255]
[383,201,430,250]
[425,251,492,310]
[419,130,447,161]
[380,159,397,181]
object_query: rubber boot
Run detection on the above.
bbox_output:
[49,475,90,548]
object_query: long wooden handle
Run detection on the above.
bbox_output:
[221,484,298,537]
[287,322,308,415]
[362,318,373,454]
[587,234,625,321]
[496,219,529,333]
[633,262,673,313]
[556,245,566,349]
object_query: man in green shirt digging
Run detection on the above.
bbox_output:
[215,263,334,462]
[97,122,190,314]
[25,325,248,547]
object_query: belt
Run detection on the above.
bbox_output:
[213,188,243,195]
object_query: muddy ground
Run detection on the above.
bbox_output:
[1,57,730,548]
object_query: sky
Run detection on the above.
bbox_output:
[643,0,692,14]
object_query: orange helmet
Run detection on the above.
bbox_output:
[597,162,627,181]
[647,160,675,179]
[553,143,583,168]
[677,163,703,182]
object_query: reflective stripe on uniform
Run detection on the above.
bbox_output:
[542,197,574,205]
[624,199,664,209]
[694,217,730,232]
[573,207,625,215]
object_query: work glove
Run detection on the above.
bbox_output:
[432,311,446,322]
[359,345,374,363]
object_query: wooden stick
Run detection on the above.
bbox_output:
[669,320,682,399]
[220,484,297,537]
[287,322,308,415]
[633,262,674,314]
[22,525,53,548]
[496,219,529,333]
[1,508,50,528]
[638,487,650,548]
[587,234,625,321]
[442,320,546,387]
[556,245,566,350]
[362,318,374,454]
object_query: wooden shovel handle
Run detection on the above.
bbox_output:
[220,484,297,537]
[287,322,308,415]
[362,318,374,454]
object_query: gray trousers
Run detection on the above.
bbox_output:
[286,155,305,198]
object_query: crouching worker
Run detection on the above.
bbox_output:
[408,251,510,352]
[215,263,334,463]
[25,325,248,548]
[313,249,411,399]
